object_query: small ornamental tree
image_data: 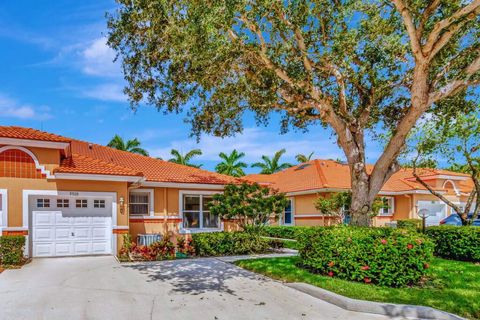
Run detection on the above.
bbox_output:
[410,112,480,225]
[209,183,289,232]
[108,0,480,225]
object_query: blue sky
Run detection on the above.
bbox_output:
[0,0,384,172]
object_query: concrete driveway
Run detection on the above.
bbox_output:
[0,256,402,320]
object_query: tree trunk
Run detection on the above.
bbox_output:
[349,163,374,226]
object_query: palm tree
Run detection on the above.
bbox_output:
[107,134,149,156]
[215,149,248,177]
[168,149,203,168]
[295,152,315,163]
[251,149,293,174]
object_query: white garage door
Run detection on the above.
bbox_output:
[31,195,112,257]
[417,200,447,226]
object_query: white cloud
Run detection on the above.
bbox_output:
[0,94,51,120]
[81,37,120,77]
[149,127,344,163]
[81,83,127,102]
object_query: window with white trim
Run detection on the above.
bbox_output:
[37,198,50,208]
[76,199,88,208]
[57,199,69,208]
[283,199,293,225]
[182,194,219,229]
[94,199,106,208]
[129,192,150,216]
[379,197,394,216]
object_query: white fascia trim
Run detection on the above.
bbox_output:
[2,227,28,231]
[0,146,54,178]
[129,188,155,217]
[0,189,7,230]
[112,225,129,230]
[23,190,118,256]
[54,173,142,182]
[142,181,225,190]
[0,138,70,150]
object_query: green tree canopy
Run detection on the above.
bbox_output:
[168,149,203,168]
[107,134,149,156]
[209,182,289,232]
[215,149,248,177]
[108,0,480,225]
[251,149,293,174]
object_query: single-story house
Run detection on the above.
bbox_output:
[244,159,474,227]
[0,126,238,258]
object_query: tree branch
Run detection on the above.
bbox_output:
[391,0,424,60]
[428,51,480,104]
[424,0,480,56]
[417,0,441,38]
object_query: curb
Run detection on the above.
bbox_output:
[286,282,464,320]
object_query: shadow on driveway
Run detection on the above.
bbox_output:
[123,258,266,296]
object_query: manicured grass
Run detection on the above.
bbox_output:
[235,256,480,319]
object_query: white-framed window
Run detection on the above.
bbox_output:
[37,198,50,208]
[94,199,106,208]
[129,189,154,216]
[181,193,219,230]
[283,199,294,225]
[76,199,88,208]
[57,199,69,208]
[379,197,395,216]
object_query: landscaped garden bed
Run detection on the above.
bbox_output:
[235,256,480,319]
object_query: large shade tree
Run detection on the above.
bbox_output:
[107,0,480,225]
[107,135,149,156]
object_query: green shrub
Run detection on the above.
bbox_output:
[298,226,433,287]
[397,219,422,230]
[191,232,270,257]
[260,226,314,240]
[0,236,26,266]
[426,226,480,262]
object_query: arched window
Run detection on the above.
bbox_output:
[0,148,46,179]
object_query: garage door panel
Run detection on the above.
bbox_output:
[73,227,91,240]
[73,216,91,225]
[31,195,113,257]
[74,242,91,255]
[92,241,109,254]
[55,243,73,256]
[34,243,54,257]
[55,212,71,225]
[55,227,72,240]
[34,211,55,225]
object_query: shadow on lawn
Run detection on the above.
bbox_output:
[123,258,267,296]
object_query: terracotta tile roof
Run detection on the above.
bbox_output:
[0,126,71,143]
[244,159,473,194]
[0,126,237,185]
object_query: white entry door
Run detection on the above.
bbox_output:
[31,196,112,257]
[417,200,447,226]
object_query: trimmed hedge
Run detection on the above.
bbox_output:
[426,226,480,262]
[260,226,314,240]
[0,236,25,266]
[191,232,270,257]
[397,219,422,230]
[298,226,434,287]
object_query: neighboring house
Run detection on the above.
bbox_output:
[0,126,238,258]
[244,159,474,227]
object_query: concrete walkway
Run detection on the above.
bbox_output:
[0,256,406,320]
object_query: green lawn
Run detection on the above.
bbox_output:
[235,256,480,319]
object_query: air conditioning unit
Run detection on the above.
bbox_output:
[137,234,162,246]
